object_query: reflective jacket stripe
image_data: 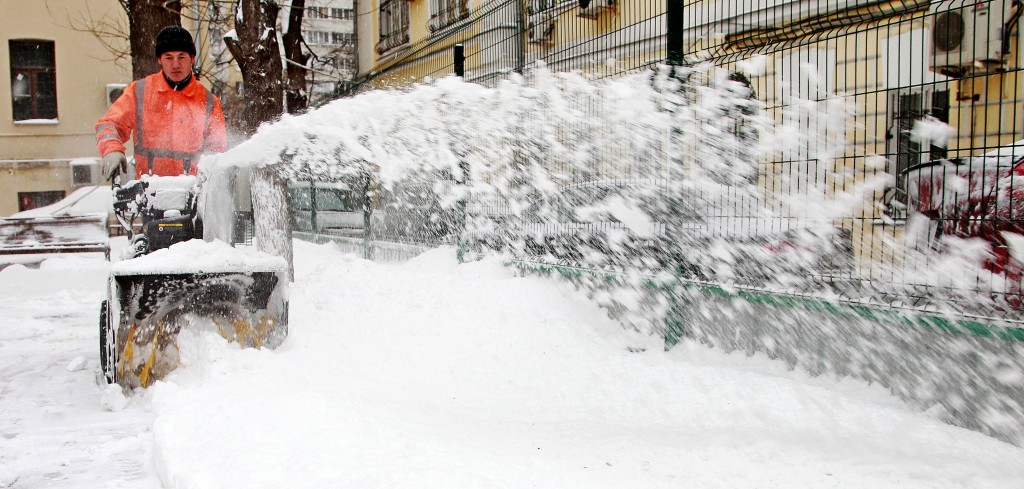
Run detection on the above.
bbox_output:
[147,148,201,161]
[95,123,119,141]
[183,91,216,174]
[203,91,214,148]
[134,79,149,173]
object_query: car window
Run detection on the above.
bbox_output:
[316,189,360,212]
[289,188,312,211]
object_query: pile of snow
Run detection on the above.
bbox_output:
[141,241,1024,488]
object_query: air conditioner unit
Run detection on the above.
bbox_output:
[70,158,102,187]
[528,17,556,43]
[577,0,615,19]
[105,83,127,107]
[928,0,1013,76]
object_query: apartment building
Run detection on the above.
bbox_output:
[302,0,358,104]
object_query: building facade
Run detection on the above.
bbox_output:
[301,0,358,104]
[0,0,131,216]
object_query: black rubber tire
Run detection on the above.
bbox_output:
[99,300,114,384]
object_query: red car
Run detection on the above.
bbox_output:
[905,139,1024,304]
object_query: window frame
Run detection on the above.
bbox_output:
[17,190,65,212]
[9,39,58,122]
[428,0,470,32]
[527,0,567,15]
[377,0,411,54]
[885,85,951,201]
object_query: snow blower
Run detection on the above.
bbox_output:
[99,170,290,389]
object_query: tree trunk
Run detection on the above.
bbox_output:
[250,166,294,281]
[224,0,285,136]
[283,0,309,114]
[126,0,182,80]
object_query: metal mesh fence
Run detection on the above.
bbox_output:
[292,0,1023,322]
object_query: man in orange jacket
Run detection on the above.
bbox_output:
[96,26,227,180]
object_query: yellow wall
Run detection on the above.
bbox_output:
[715,4,1023,273]
[0,0,130,215]
[0,161,73,214]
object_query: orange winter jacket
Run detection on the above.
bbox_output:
[95,73,227,178]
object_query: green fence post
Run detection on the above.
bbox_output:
[310,183,318,240]
[362,172,372,260]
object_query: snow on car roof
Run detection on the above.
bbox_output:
[981,138,1024,159]
[9,186,113,218]
[905,138,1024,176]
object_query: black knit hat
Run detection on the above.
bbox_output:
[154,26,197,57]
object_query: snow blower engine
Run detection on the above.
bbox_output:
[114,176,201,258]
[100,173,289,389]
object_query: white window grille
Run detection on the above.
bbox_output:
[429,0,470,32]
[378,0,410,53]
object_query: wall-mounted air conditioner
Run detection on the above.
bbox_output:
[70,158,102,187]
[105,83,127,107]
[577,0,615,19]
[528,17,556,43]
[928,0,1014,76]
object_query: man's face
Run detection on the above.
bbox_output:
[158,51,193,83]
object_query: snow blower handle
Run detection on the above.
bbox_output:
[112,179,147,239]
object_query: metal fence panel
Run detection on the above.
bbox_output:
[321,0,1023,322]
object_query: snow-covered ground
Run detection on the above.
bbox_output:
[2,238,1024,488]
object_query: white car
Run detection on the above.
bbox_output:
[289,181,365,236]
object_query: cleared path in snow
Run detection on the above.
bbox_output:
[0,253,159,488]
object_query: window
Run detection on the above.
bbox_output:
[307,7,353,20]
[331,32,355,46]
[429,0,470,32]
[304,30,328,45]
[18,191,64,212]
[528,0,563,15]
[879,29,951,218]
[303,31,355,47]
[887,87,950,195]
[9,40,57,121]
[307,6,328,19]
[377,0,410,53]
[337,57,356,71]
[321,56,356,72]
